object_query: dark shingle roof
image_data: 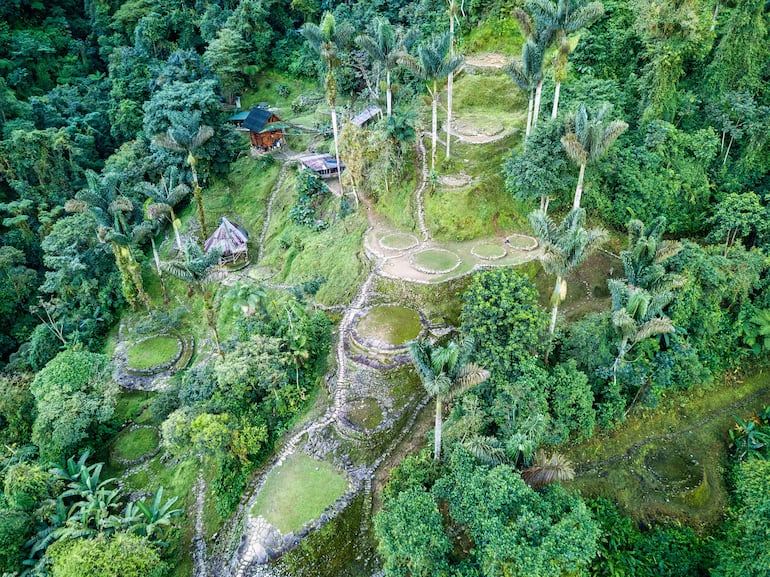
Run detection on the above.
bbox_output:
[242,107,274,132]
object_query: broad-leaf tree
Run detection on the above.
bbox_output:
[529,207,607,334]
[409,337,490,461]
[561,102,627,209]
[400,33,464,170]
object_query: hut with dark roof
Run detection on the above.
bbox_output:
[204,217,249,264]
[242,106,283,151]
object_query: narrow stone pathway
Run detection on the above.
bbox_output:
[193,469,209,577]
[210,124,541,577]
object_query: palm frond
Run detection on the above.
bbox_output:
[567,2,605,33]
[561,132,587,165]
[521,449,575,487]
[633,317,675,342]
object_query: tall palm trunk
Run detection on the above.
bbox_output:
[431,81,438,170]
[386,69,392,116]
[434,396,443,461]
[202,289,224,359]
[551,81,562,119]
[532,78,543,130]
[573,163,586,209]
[170,208,183,251]
[330,106,345,194]
[549,274,563,334]
[525,88,535,138]
[446,70,453,159]
[151,238,169,304]
[191,183,207,242]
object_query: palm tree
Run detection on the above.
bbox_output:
[409,337,490,461]
[301,13,355,194]
[512,8,553,133]
[162,240,226,358]
[521,449,575,487]
[152,111,214,239]
[621,217,682,291]
[529,207,607,334]
[137,167,191,251]
[561,102,628,209]
[65,170,150,311]
[356,17,415,117]
[400,33,464,170]
[525,0,605,119]
[608,280,675,397]
[504,39,544,139]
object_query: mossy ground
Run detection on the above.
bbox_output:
[250,453,348,534]
[355,305,422,346]
[565,370,770,529]
[110,427,160,462]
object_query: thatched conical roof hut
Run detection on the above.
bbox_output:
[204,217,249,264]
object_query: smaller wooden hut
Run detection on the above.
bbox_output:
[299,153,345,178]
[242,107,283,151]
[204,217,249,264]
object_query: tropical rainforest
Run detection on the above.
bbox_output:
[0,0,769,576]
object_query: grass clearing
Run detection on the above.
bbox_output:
[462,17,524,55]
[111,427,159,462]
[356,305,422,346]
[565,370,770,529]
[126,336,180,370]
[259,169,368,305]
[250,452,348,534]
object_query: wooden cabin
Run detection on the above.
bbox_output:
[242,107,283,151]
[350,105,382,128]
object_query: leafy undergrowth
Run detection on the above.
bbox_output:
[241,71,319,117]
[462,16,524,55]
[564,370,770,529]
[372,149,418,232]
[259,168,369,305]
[250,452,348,534]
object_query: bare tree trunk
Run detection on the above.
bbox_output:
[722,134,734,165]
[151,238,169,304]
[549,275,562,334]
[434,396,443,461]
[551,81,562,119]
[711,1,719,31]
[573,163,586,209]
[170,208,183,251]
[525,89,534,138]
[331,106,344,194]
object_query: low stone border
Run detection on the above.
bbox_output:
[506,233,539,251]
[348,306,428,357]
[471,242,507,260]
[378,232,419,251]
[409,248,462,275]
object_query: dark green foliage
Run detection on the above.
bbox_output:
[589,499,711,577]
[548,360,595,442]
[0,509,34,573]
[48,532,168,577]
[503,118,573,209]
[374,486,450,577]
[290,169,330,230]
[461,268,548,383]
[594,122,718,235]
[712,460,770,577]
[0,373,35,447]
[30,349,117,463]
[3,461,53,511]
[211,453,248,518]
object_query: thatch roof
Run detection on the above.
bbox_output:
[204,217,249,257]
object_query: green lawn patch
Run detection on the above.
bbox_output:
[345,398,383,430]
[463,17,523,55]
[355,305,422,346]
[126,336,180,370]
[411,248,461,274]
[111,427,159,462]
[250,453,348,534]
